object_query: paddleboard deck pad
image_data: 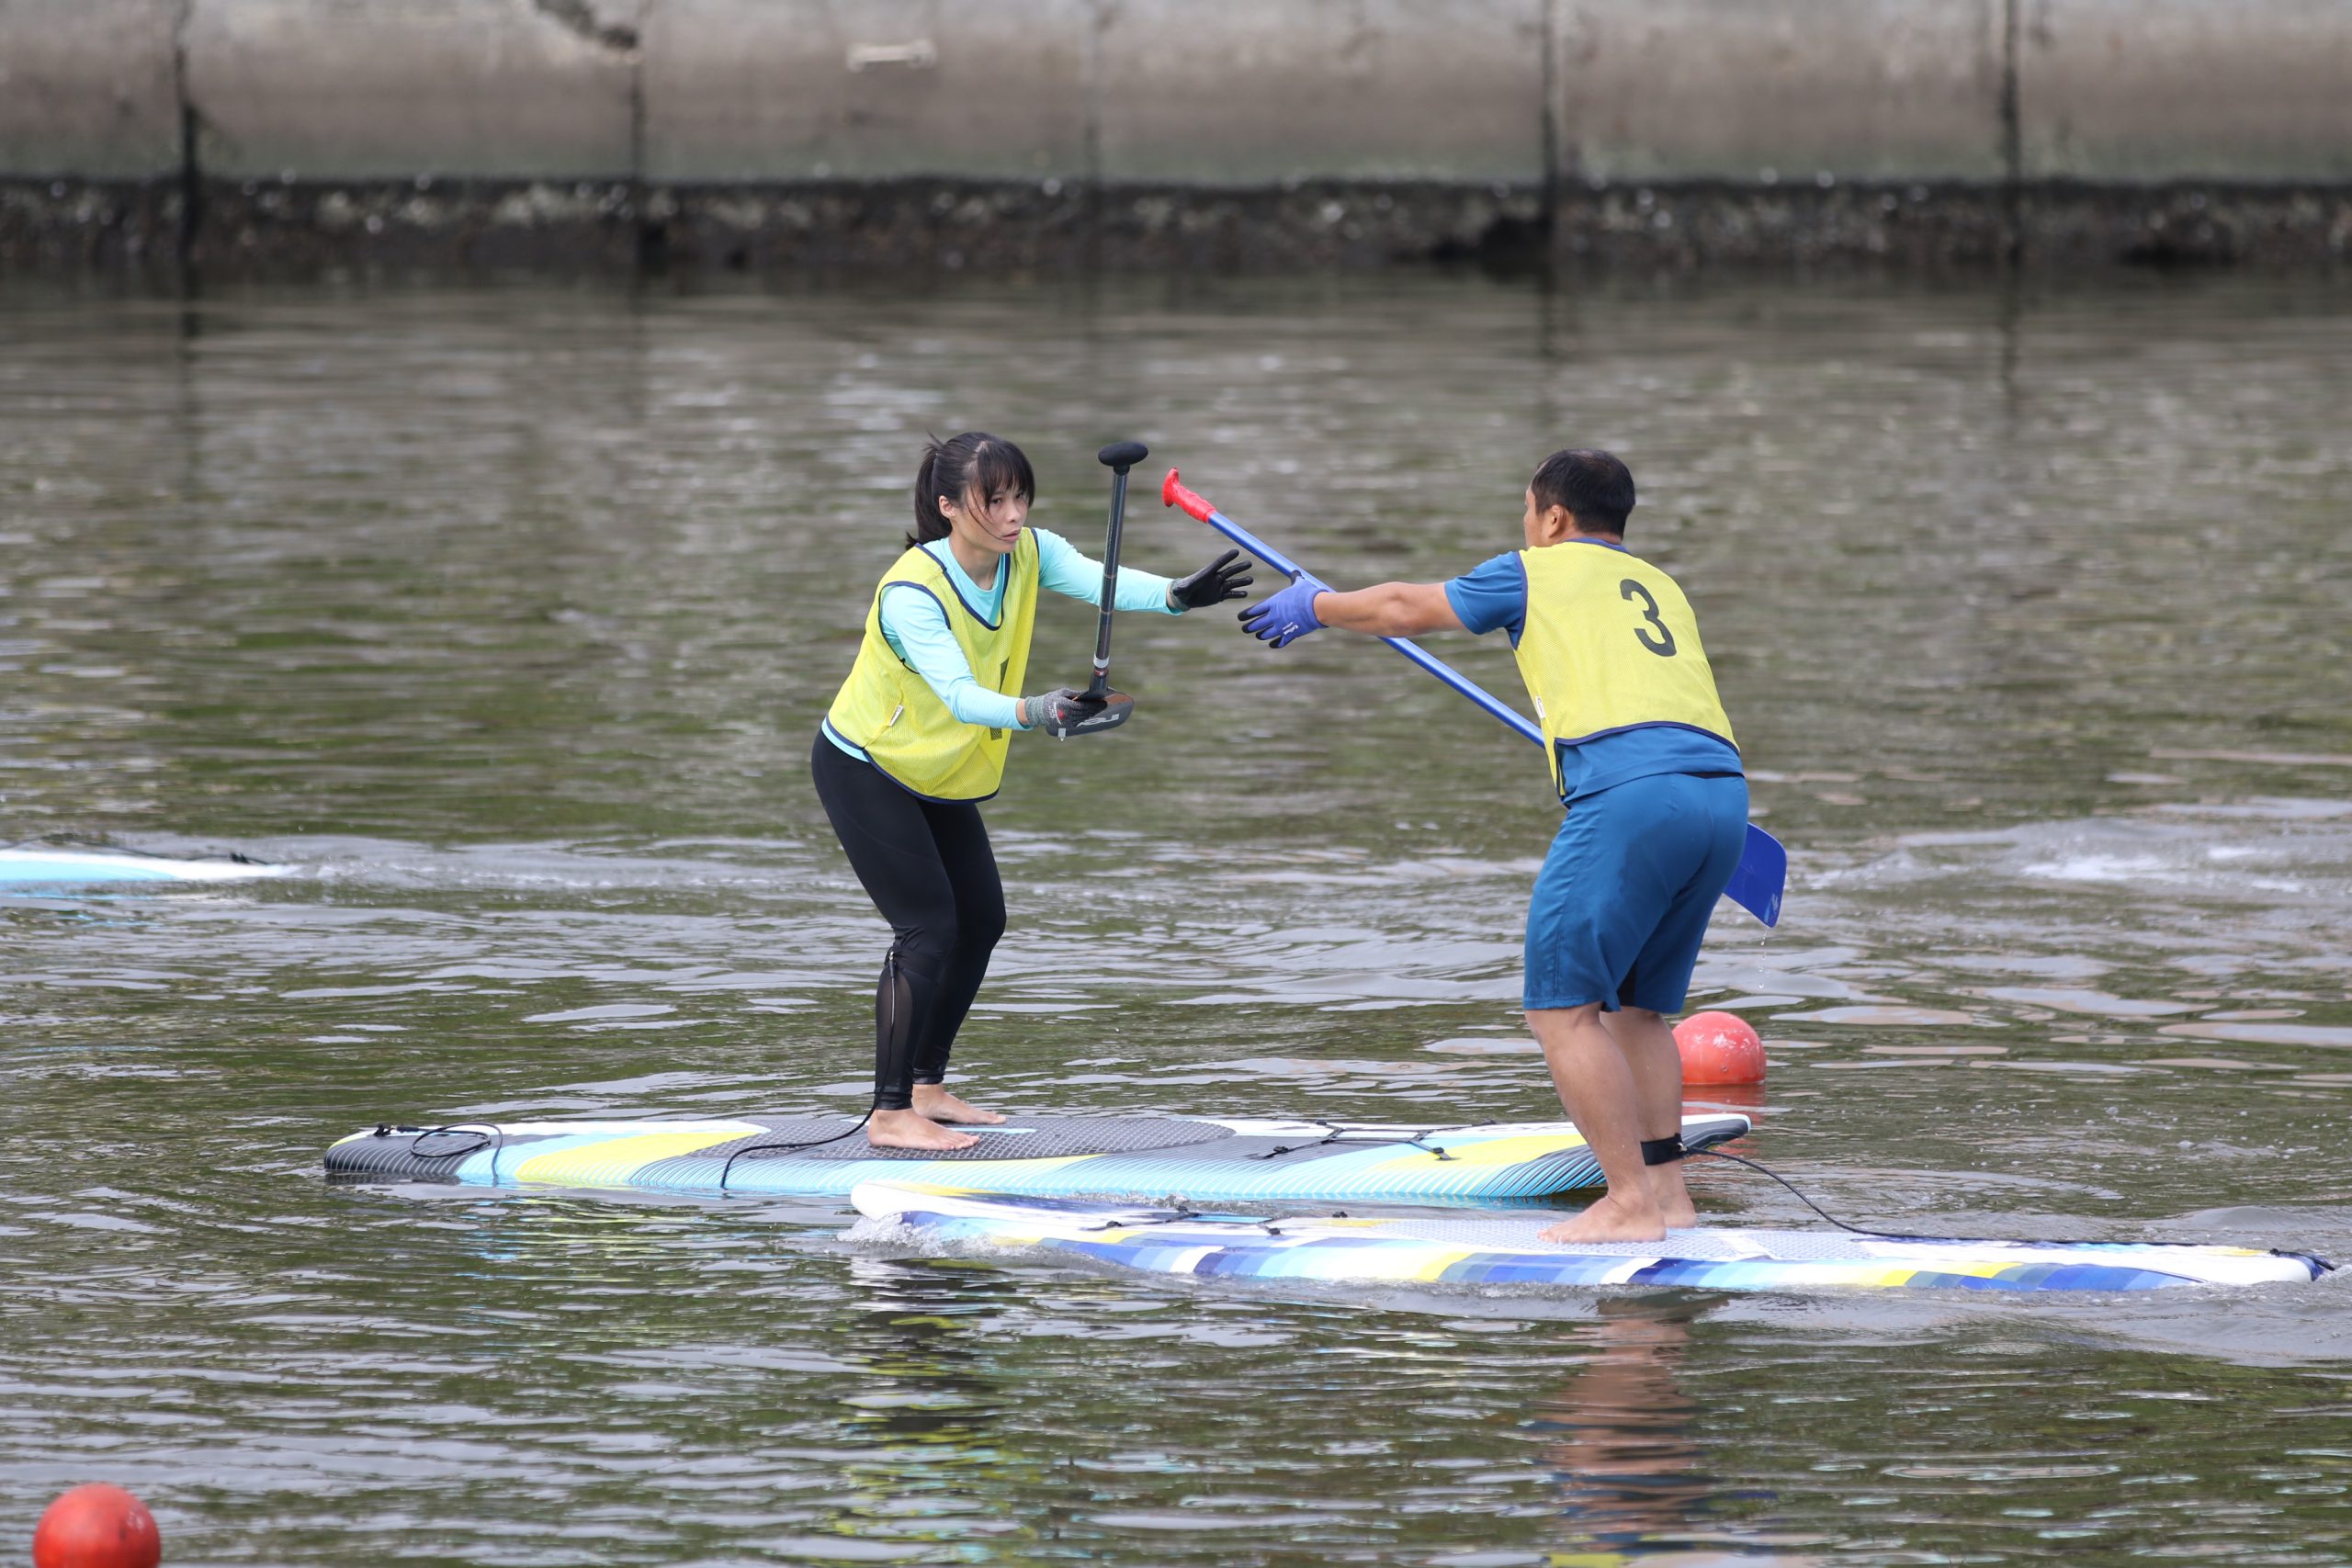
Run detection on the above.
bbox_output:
[324,1111,1751,1203]
[851,1183,2334,1294]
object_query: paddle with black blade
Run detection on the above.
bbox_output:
[1162,468,1788,927]
[1057,439,1150,736]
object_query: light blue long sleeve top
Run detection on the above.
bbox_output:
[825,528,1182,759]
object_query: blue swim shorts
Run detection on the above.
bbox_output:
[1522,771,1749,1013]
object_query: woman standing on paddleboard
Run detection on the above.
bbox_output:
[815,432,1252,1151]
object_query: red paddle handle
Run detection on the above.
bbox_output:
[1162,468,1216,523]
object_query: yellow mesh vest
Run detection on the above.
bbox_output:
[825,533,1040,801]
[1509,541,1736,799]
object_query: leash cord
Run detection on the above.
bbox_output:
[1687,1147,2272,1254]
[1684,1146,1924,1239]
[720,943,910,1191]
[718,1110,875,1193]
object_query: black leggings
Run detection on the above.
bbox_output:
[809,732,1007,1111]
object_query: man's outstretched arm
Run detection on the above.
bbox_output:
[1241,576,1467,649]
[1313,581,1464,638]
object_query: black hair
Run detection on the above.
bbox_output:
[1530,448,1636,536]
[909,432,1036,549]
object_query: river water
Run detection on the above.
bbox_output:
[4,271,2350,1565]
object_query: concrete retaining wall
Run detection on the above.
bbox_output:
[184,0,639,181]
[1555,0,2007,183]
[1098,0,1546,186]
[643,0,1091,183]
[5,0,2351,269]
[0,0,184,181]
[2019,0,2352,182]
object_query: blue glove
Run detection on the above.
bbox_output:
[1238,573,1330,649]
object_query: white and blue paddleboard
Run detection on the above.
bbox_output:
[326,1111,1751,1204]
[851,1183,2334,1295]
[0,848,288,887]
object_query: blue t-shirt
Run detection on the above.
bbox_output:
[1443,545,1742,803]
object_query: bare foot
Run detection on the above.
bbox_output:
[866,1107,979,1152]
[1538,1191,1668,1245]
[1648,1167,1699,1230]
[912,1086,1005,1126]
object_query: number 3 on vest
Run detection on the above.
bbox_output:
[1620,579,1678,657]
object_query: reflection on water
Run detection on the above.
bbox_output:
[1532,1298,1804,1567]
[2,271,2350,1563]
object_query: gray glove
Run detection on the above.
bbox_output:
[1017,686,1110,739]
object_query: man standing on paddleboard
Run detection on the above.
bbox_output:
[817,432,1253,1152]
[1238,449,1746,1243]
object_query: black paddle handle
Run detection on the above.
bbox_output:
[1090,440,1148,698]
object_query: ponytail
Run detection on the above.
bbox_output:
[908,431,1036,550]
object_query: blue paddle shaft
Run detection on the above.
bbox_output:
[1185,496,1785,928]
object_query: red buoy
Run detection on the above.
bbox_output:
[1675,1010,1765,1086]
[31,1484,161,1568]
